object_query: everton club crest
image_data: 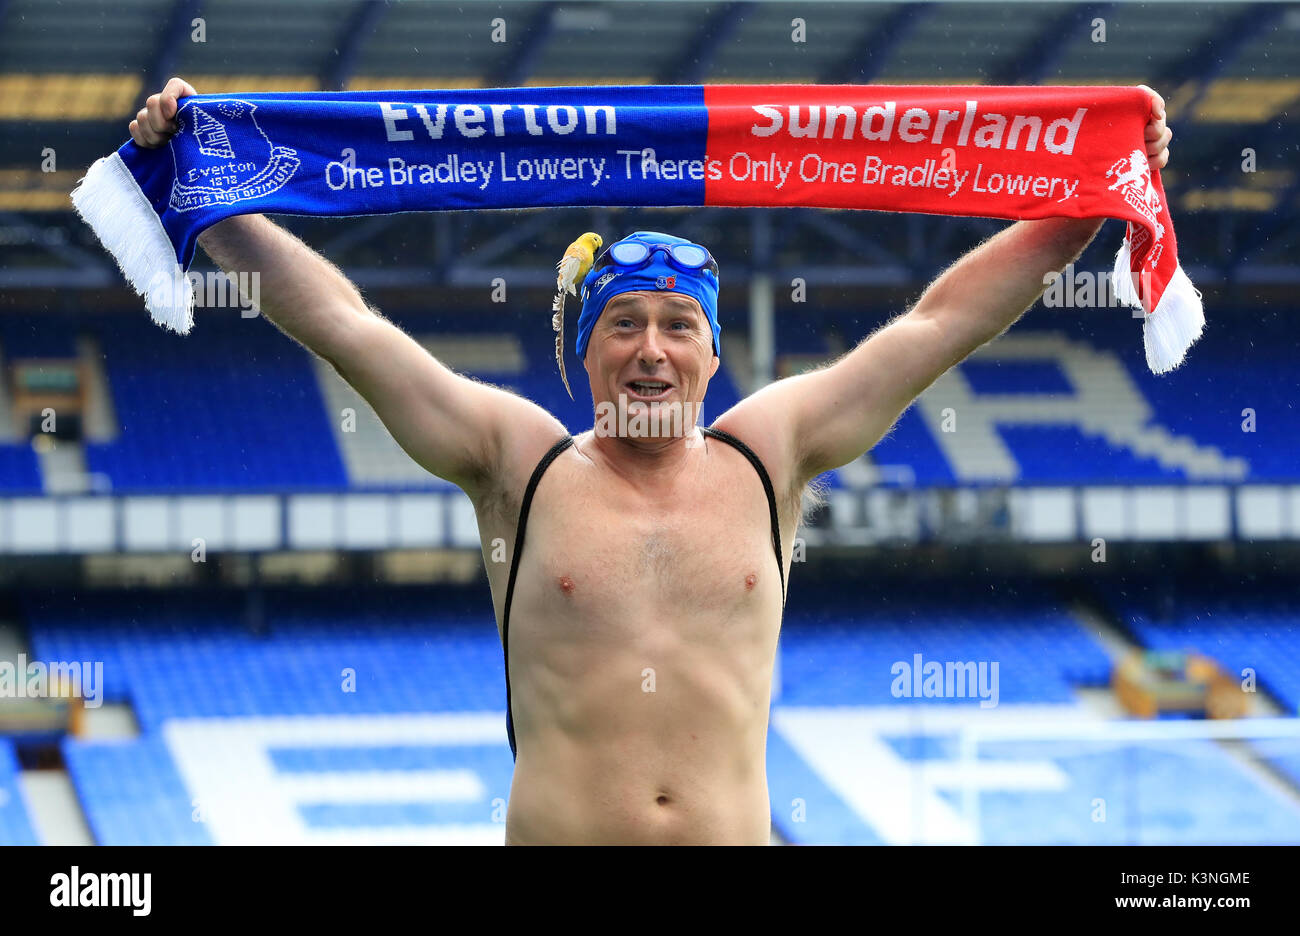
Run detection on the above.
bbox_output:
[169,99,300,213]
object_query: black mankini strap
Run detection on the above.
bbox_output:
[501,427,786,759]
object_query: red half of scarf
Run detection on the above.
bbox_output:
[702,85,1201,374]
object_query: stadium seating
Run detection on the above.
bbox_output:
[0,305,1289,496]
[62,738,212,846]
[1099,577,1300,714]
[933,737,1300,845]
[848,306,1300,485]
[0,738,38,845]
[778,579,1114,705]
[83,316,348,492]
[17,577,1300,844]
[26,580,1117,725]
[20,580,1108,845]
[0,303,1295,493]
[24,586,506,731]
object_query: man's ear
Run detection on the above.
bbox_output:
[709,355,720,379]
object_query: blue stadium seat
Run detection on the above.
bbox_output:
[62,737,213,846]
[0,739,39,845]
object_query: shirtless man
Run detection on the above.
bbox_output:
[130,78,1172,845]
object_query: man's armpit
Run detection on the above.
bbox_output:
[799,476,829,525]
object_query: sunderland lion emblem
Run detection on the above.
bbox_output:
[1107,149,1166,267]
[1107,149,1163,220]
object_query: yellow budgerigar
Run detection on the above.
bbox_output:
[551,232,602,400]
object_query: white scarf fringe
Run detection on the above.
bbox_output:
[69,152,195,335]
[1112,236,1204,375]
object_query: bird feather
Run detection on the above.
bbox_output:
[550,232,602,401]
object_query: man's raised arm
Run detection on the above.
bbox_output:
[750,87,1172,485]
[781,214,1105,477]
[130,79,564,495]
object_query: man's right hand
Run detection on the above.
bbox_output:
[129,77,197,148]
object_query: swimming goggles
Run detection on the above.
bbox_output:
[591,240,719,278]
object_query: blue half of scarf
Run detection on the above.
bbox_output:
[72,86,710,333]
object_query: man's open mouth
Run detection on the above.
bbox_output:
[625,380,673,400]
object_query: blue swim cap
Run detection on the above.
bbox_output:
[575,231,720,362]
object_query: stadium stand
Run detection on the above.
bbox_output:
[1100,576,1300,715]
[83,316,348,492]
[0,738,39,845]
[23,578,1297,845]
[62,737,213,846]
[778,579,1114,706]
[0,302,1293,493]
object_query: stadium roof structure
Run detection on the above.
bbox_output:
[0,0,1296,294]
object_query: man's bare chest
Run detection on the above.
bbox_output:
[478,444,788,636]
